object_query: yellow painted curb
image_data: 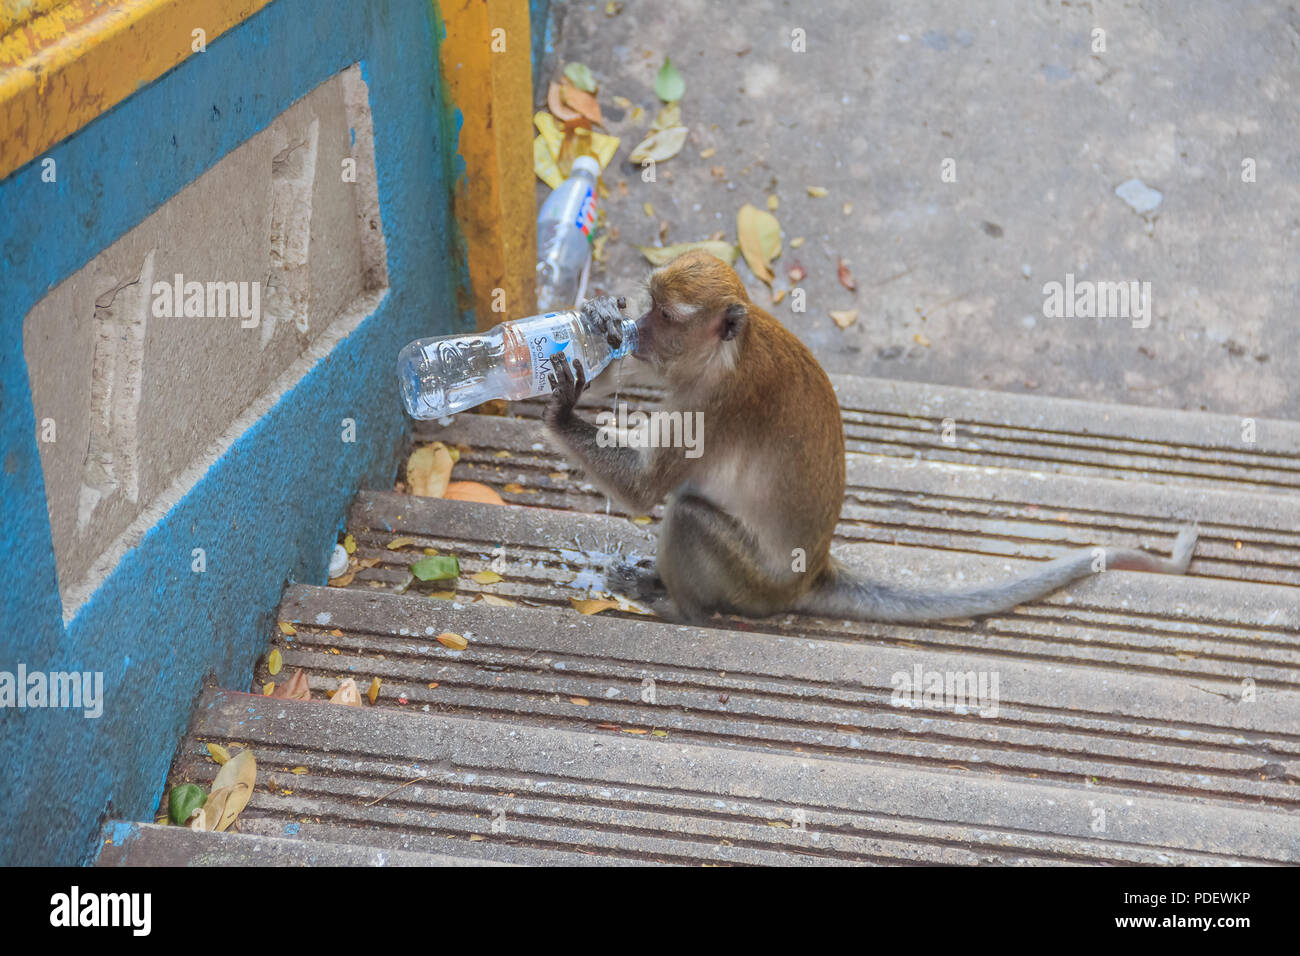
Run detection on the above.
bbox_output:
[440,0,536,328]
[0,0,272,179]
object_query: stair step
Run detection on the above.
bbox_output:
[415,413,1300,589]
[468,372,1300,494]
[264,585,1300,809]
[95,821,510,866]
[171,688,1300,865]
[342,492,1300,685]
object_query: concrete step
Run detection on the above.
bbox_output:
[95,821,510,866]
[265,584,1300,809]
[484,372,1300,494]
[169,688,1300,865]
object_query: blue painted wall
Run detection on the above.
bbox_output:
[530,0,554,94]
[0,0,465,865]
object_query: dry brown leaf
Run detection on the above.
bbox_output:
[737,203,781,285]
[547,82,584,127]
[272,668,311,701]
[207,749,256,831]
[437,632,469,650]
[407,442,453,498]
[570,597,620,615]
[331,678,363,707]
[837,258,857,291]
[560,79,603,126]
[358,557,381,568]
[327,571,356,587]
[444,481,506,506]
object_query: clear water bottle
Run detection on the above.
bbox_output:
[536,155,601,311]
[397,296,638,420]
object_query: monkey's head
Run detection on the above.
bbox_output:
[635,250,750,388]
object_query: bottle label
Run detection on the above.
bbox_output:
[573,185,596,245]
[528,323,575,395]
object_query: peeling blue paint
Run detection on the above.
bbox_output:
[0,0,464,865]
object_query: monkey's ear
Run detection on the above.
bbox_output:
[721,303,747,341]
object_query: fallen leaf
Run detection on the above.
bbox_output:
[534,135,564,189]
[806,185,829,197]
[437,632,469,651]
[168,784,206,825]
[830,309,859,329]
[790,236,805,248]
[407,442,453,498]
[534,111,563,158]
[628,126,688,164]
[472,570,503,584]
[272,668,311,701]
[651,101,681,132]
[291,766,308,775]
[387,537,417,550]
[699,146,716,159]
[367,677,381,705]
[589,130,620,168]
[631,515,654,525]
[766,194,779,211]
[327,571,356,587]
[737,203,782,285]
[331,678,363,707]
[429,591,457,600]
[477,594,516,607]
[635,240,738,267]
[842,202,853,215]
[914,332,931,347]
[208,749,257,831]
[564,62,597,92]
[503,482,537,494]
[571,597,620,615]
[652,730,668,737]
[343,534,357,555]
[443,481,506,505]
[570,697,591,706]
[655,56,685,102]
[623,728,649,735]
[410,555,460,581]
[837,258,857,291]
[262,682,274,696]
[494,449,511,459]
[277,621,296,636]
[268,648,283,676]
[546,82,583,127]
[771,288,787,305]
[329,628,344,637]
[560,79,603,126]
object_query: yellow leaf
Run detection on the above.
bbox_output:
[358,557,381,568]
[589,131,620,169]
[330,628,344,637]
[766,194,779,211]
[570,597,619,615]
[914,332,931,347]
[699,147,716,159]
[570,697,591,706]
[790,236,805,248]
[209,749,257,832]
[494,450,511,459]
[830,309,859,329]
[643,201,655,218]
[534,135,564,189]
[806,185,829,197]
[444,481,506,505]
[437,632,469,650]
[737,203,781,285]
[291,766,308,775]
[477,594,516,607]
[533,111,563,159]
[469,834,486,842]
[429,591,457,600]
[651,102,681,132]
[367,677,381,705]
[343,534,357,555]
[632,515,653,525]
[277,621,296,636]
[635,241,738,268]
[472,570,503,584]
[623,728,649,735]
[327,571,356,587]
[268,648,283,676]
[503,482,525,493]
[207,743,231,765]
[842,202,853,215]
[407,442,453,498]
[652,729,668,737]
[263,682,274,695]
[628,126,688,164]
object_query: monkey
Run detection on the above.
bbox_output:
[543,250,1197,624]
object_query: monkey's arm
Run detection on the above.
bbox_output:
[543,355,688,513]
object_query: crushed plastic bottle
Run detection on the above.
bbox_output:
[536,155,600,311]
[397,295,637,420]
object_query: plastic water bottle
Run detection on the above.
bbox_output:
[536,155,600,311]
[397,296,638,420]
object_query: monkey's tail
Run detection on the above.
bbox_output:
[796,527,1198,624]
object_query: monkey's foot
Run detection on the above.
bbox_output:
[608,562,665,601]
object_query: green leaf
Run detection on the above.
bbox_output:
[411,555,461,581]
[168,783,206,825]
[654,56,685,103]
[564,62,597,93]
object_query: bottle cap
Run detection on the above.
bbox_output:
[572,155,601,179]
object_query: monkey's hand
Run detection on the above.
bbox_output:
[580,295,628,349]
[544,353,588,427]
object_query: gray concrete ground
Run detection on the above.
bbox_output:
[542,0,1300,421]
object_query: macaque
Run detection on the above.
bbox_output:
[544,251,1196,624]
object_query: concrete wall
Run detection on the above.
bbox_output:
[0,0,465,865]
